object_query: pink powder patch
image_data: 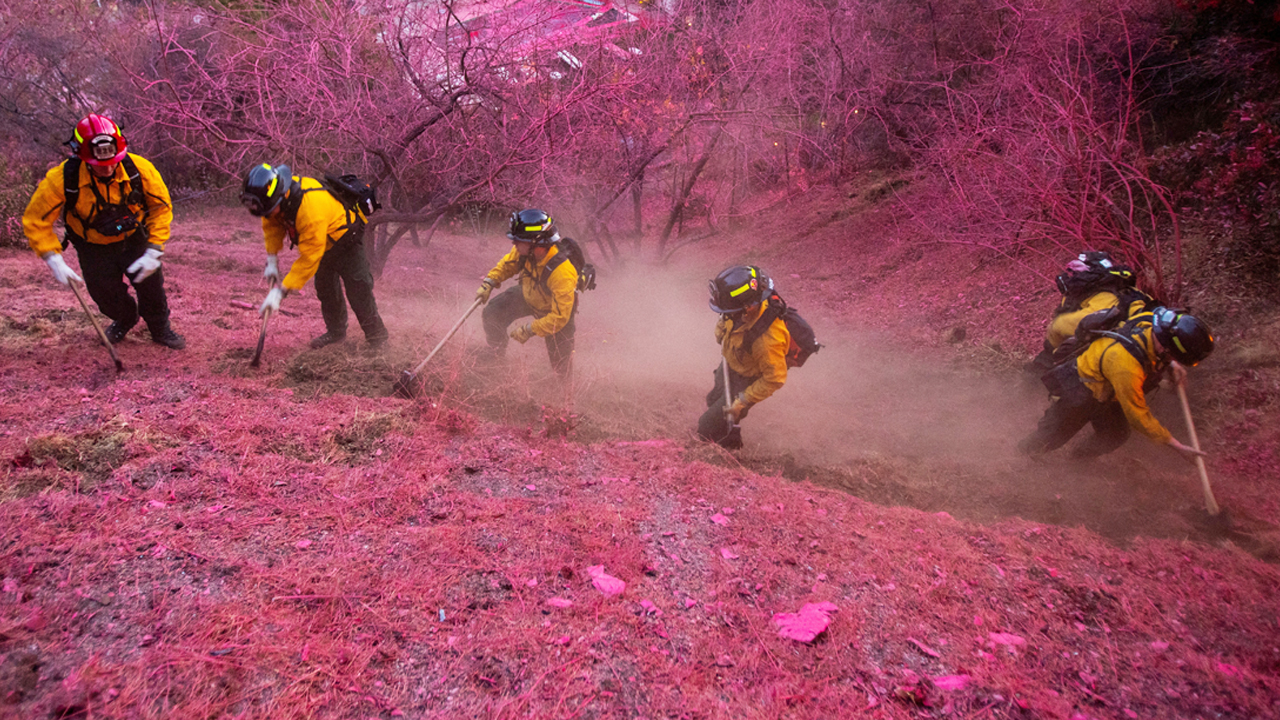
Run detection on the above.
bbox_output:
[684,598,697,609]
[552,635,571,645]
[639,599,662,615]
[586,565,625,596]
[772,601,838,642]
[1216,662,1241,676]
[710,513,729,525]
[545,597,572,608]
[294,540,312,549]
[720,548,739,560]
[525,484,536,491]
[148,500,167,509]
[989,632,1026,647]
[1150,641,1169,652]
[933,674,970,691]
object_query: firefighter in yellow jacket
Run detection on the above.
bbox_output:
[697,265,790,449]
[239,163,388,350]
[1027,251,1154,374]
[474,209,578,376]
[23,114,184,348]
[1018,307,1213,460]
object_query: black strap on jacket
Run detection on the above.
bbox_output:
[739,294,787,351]
[62,156,145,224]
[61,155,148,248]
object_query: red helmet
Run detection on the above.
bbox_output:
[71,114,128,166]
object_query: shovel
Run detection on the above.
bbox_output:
[69,280,124,373]
[1177,382,1220,516]
[249,279,278,368]
[393,297,483,398]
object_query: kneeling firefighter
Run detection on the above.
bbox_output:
[698,266,791,449]
[1018,307,1214,461]
[474,209,580,377]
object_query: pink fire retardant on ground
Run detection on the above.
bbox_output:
[586,565,625,596]
[772,601,838,642]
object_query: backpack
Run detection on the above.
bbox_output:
[1054,252,1147,316]
[540,236,597,292]
[279,173,380,248]
[321,173,382,217]
[1041,310,1163,396]
[740,293,822,368]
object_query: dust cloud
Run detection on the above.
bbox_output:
[570,258,1039,468]
[379,235,1218,542]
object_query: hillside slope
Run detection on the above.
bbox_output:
[2,197,1279,719]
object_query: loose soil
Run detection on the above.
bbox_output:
[2,181,1278,719]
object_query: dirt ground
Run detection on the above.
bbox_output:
[2,184,1279,719]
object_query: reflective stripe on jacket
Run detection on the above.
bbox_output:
[24,154,173,256]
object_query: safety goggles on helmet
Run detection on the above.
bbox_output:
[1151,307,1215,366]
[89,136,119,162]
[240,163,292,217]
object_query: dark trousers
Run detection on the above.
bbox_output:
[314,237,387,342]
[697,363,755,449]
[482,286,576,376]
[71,233,169,332]
[1018,367,1131,458]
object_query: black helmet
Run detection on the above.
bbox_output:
[1151,307,1215,366]
[709,265,772,314]
[240,163,294,217]
[508,208,558,245]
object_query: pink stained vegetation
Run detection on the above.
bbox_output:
[772,601,838,642]
[2,216,1280,719]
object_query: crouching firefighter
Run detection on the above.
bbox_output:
[474,209,583,377]
[698,266,816,449]
[239,163,389,350]
[23,114,185,349]
[1026,250,1157,375]
[1018,307,1214,461]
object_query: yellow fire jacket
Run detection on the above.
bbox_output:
[484,245,578,337]
[24,154,173,257]
[1074,324,1171,444]
[261,177,365,292]
[1046,291,1152,350]
[715,299,790,405]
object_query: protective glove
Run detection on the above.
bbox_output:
[263,254,282,282]
[726,393,751,423]
[509,323,536,344]
[126,247,164,282]
[476,279,496,305]
[43,252,83,286]
[260,285,287,317]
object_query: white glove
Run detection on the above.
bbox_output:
[263,254,281,282]
[260,285,286,317]
[126,248,164,282]
[43,252,83,286]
